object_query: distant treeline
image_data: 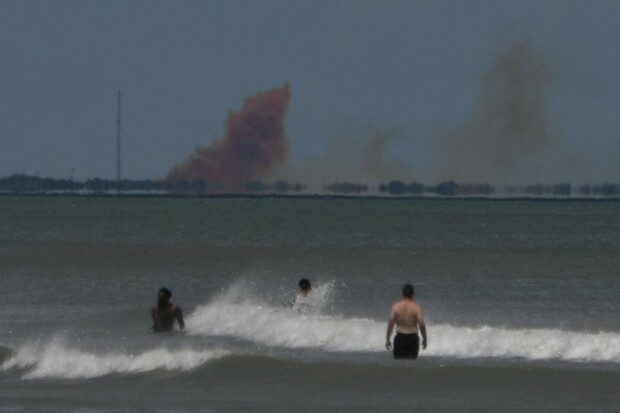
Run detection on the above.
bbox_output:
[0,175,308,195]
[1,174,620,197]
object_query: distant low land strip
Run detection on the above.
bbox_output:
[1,174,620,199]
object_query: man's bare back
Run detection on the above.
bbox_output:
[390,299,424,334]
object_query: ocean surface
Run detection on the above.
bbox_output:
[0,195,618,412]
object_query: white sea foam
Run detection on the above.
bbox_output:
[186,289,620,363]
[1,338,229,379]
[187,280,383,352]
[429,324,620,362]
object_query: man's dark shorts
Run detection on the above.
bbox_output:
[393,333,420,359]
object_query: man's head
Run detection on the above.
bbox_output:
[298,278,311,294]
[402,284,415,299]
[157,287,172,307]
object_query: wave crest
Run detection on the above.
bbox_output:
[186,300,620,363]
[1,339,229,379]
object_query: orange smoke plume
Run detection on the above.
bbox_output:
[166,83,290,192]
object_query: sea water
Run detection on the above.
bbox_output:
[0,196,618,412]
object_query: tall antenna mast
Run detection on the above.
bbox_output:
[116,91,122,186]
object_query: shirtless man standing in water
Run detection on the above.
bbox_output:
[291,278,312,312]
[385,284,427,359]
[151,287,185,332]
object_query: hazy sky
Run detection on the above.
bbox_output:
[1,0,618,184]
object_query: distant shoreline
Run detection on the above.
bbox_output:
[3,174,619,200]
[1,191,619,203]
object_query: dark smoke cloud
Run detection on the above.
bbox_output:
[280,121,413,189]
[436,39,556,184]
[167,83,290,191]
[360,127,412,181]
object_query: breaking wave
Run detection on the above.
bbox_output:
[0,338,229,379]
[186,284,620,363]
[3,281,618,382]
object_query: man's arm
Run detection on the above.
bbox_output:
[385,306,396,350]
[175,306,185,330]
[151,307,160,332]
[418,308,427,350]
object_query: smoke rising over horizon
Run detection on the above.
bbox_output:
[164,39,604,191]
[286,38,564,188]
[278,122,414,188]
[166,83,290,192]
[435,39,558,185]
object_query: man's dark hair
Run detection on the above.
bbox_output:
[298,278,311,290]
[159,287,172,297]
[402,284,414,298]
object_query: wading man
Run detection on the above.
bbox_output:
[291,278,312,313]
[295,279,311,300]
[385,284,427,359]
[151,287,185,332]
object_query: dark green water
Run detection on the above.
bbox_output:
[0,196,618,412]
